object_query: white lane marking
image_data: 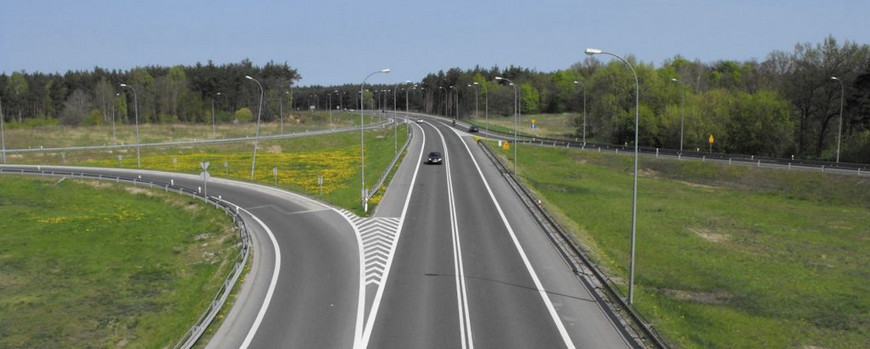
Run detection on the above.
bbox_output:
[452,131,577,349]
[436,125,475,348]
[359,121,426,348]
[9,165,362,348]
[239,208,282,349]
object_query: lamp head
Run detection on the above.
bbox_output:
[585,48,602,55]
[120,83,128,87]
[245,75,254,80]
[831,76,839,81]
[380,68,391,73]
[495,76,503,81]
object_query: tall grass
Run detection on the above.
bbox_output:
[493,143,869,348]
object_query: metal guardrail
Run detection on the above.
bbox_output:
[469,122,869,177]
[0,167,252,349]
[368,113,414,200]
[476,141,668,349]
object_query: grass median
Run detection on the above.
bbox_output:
[0,176,239,348]
[492,142,869,348]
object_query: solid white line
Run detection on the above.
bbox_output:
[436,125,474,348]
[238,209,282,349]
[359,121,426,348]
[452,131,577,349]
[7,165,361,348]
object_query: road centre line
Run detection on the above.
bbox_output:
[438,124,475,348]
[450,129,577,349]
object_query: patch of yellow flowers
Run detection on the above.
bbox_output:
[90,147,360,196]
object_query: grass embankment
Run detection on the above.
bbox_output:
[493,143,869,348]
[7,117,406,216]
[473,113,581,140]
[0,176,239,348]
[2,111,361,149]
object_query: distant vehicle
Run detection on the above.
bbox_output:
[468,125,479,133]
[426,151,443,165]
[416,118,423,123]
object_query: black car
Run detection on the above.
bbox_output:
[468,125,479,133]
[427,151,443,165]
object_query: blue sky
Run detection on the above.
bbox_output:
[1,0,867,86]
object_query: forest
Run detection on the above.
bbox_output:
[1,37,868,163]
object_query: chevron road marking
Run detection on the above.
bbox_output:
[339,209,401,287]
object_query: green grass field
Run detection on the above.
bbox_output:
[0,176,239,348]
[492,142,869,348]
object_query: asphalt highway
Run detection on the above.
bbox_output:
[1,116,636,348]
[363,118,634,348]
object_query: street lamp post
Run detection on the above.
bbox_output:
[245,75,265,180]
[406,84,416,127]
[474,81,488,137]
[119,83,141,168]
[328,92,333,129]
[280,91,288,134]
[831,76,844,163]
[495,77,519,174]
[360,68,391,212]
[332,90,340,128]
[573,81,587,147]
[449,86,455,121]
[585,48,641,304]
[0,97,6,164]
[212,92,221,138]
[670,78,685,152]
[113,93,119,144]
[468,84,479,122]
[394,80,411,155]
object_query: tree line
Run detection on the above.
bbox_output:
[1,37,868,162]
[0,59,298,127]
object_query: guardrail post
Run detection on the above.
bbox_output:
[788,163,791,170]
[702,156,706,162]
[729,158,732,165]
[757,160,761,167]
[655,148,659,158]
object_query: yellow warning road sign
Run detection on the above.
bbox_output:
[708,134,715,144]
[502,141,510,150]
